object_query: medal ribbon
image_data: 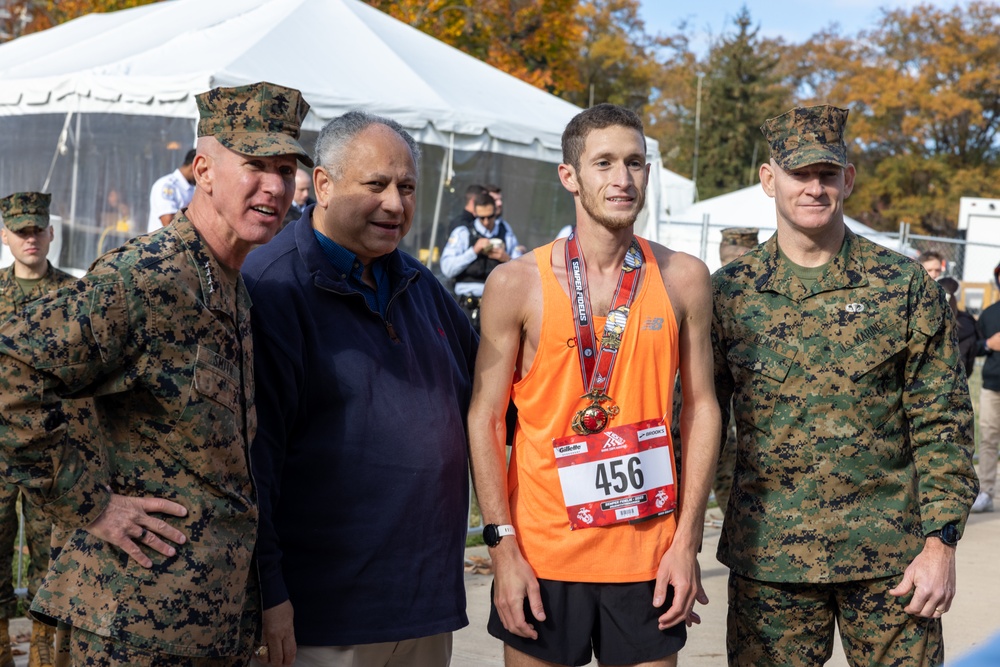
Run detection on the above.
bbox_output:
[564,232,644,405]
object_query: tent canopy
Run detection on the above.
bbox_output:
[0,0,583,162]
[0,0,669,273]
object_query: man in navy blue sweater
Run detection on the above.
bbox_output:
[244,111,478,666]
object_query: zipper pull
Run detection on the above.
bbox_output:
[386,321,400,343]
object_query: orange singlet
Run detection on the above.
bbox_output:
[509,237,680,583]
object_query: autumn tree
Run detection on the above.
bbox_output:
[560,0,660,111]
[794,1,1000,234]
[0,0,162,41]
[365,0,582,96]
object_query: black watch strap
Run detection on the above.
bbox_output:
[927,523,960,546]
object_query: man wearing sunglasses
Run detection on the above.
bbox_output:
[441,190,522,332]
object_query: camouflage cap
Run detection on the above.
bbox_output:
[196,81,313,168]
[761,105,849,171]
[720,227,759,249]
[0,192,51,231]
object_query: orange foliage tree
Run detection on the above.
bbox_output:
[1,0,163,41]
[366,0,582,96]
[787,1,1000,234]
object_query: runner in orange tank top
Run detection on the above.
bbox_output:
[468,104,721,667]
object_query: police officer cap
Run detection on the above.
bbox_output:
[0,192,51,231]
[761,105,849,171]
[196,81,314,168]
[720,227,759,249]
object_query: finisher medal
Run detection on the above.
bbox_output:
[564,233,642,435]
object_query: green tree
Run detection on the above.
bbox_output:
[692,7,791,200]
[644,28,700,189]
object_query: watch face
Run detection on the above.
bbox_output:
[941,524,960,545]
[483,524,499,547]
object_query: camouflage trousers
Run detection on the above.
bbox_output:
[71,627,251,667]
[728,572,943,667]
[0,481,52,618]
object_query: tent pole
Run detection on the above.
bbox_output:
[425,133,454,270]
[41,110,74,192]
[68,107,82,230]
[699,213,710,262]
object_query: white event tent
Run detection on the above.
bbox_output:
[662,185,906,273]
[0,0,666,272]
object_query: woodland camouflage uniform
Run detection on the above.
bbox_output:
[0,82,310,665]
[0,193,79,621]
[712,105,978,667]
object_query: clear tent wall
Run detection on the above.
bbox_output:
[0,112,575,274]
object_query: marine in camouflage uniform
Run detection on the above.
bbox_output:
[0,192,83,667]
[712,105,978,667]
[0,82,311,666]
[712,227,758,515]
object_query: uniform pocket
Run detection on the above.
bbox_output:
[843,334,907,431]
[727,339,797,433]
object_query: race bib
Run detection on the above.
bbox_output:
[552,417,677,530]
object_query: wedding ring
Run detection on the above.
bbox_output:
[254,645,269,658]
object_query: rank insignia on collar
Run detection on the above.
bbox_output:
[205,261,215,294]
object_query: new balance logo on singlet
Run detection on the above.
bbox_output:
[642,317,664,331]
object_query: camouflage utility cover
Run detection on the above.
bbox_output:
[761,105,848,171]
[712,230,978,583]
[197,81,313,168]
[720,227,759,250]
[0,192,51,231]
[0,215,258,658]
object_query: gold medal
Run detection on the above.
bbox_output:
[572,392,620,435]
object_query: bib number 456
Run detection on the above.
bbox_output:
[594,456,644,496]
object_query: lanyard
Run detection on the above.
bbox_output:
[564,232,644,434]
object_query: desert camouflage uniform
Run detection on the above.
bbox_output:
[0,262,77,618]
[0,214,258,661]
[712,229,978,665]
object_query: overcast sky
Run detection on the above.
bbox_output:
[637,0,977,54]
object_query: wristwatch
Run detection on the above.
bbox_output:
[927,523,960,547]
[483,524,515,548]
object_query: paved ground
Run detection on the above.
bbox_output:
[8,509,997,666]
[454,507,1000,666]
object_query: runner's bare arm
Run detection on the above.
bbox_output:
[468,256,546,640]
[653,249,721,629]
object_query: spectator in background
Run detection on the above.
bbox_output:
[972,262,1000,514]
[919,250,946,279]
[146,147,196,233]
[449,183,489,230]
[283,168,314,226]
[938,277,981,377]
[244,110,477,667]
[440,190,522,332]
[711,227,758,515]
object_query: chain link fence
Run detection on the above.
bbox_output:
[658,219,1000,315]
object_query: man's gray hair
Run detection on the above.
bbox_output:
[314,111,421,176]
